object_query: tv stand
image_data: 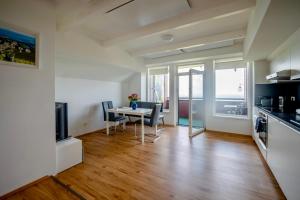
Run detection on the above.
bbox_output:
[55,137,83,174]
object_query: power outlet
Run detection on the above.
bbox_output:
[291,96,296,101]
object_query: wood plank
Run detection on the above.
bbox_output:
[0,176,49,200]
[1,177,79,200]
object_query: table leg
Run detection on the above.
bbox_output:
[123,113,126,130]
[141,114,144,144]
[106,112,109,136]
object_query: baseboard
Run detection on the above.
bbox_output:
[205,129,251,138]
[74,128,106,138]
[0,176,49,200]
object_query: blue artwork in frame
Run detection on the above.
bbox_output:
[0,22,38,68]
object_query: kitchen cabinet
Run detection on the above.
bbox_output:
[290,32,300,79]
[267,116,300,200]
[253,60,270,84]
[270,48,290,74]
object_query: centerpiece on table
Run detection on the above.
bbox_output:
[128,93,139,110]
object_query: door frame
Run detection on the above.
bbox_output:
[176,63,206,130]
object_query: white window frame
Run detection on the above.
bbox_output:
[147,65,170,107]
[176,63,205,100]
[212,59,250,120]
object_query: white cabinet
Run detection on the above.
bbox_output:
[56,138,83,174]
[270,48,291,73]
[253,60,270,84]
[290,32,300,79]
[267,116,300,200]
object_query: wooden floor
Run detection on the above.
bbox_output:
[3,177,79,200]
[4,126,286,200]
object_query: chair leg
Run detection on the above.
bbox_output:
[123,120,126,132]
[162,118,165,125]
[155,125,158,136]
[114,123,117,132]
[134,123,137,137]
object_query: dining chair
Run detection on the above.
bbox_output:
[102,101,126,132]
[134,104,162,142]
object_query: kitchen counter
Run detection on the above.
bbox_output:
[256,106,300,133]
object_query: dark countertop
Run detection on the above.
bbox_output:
[256,106,300,133]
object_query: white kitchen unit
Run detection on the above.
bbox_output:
[252,60,270,84]
[270,48,291,74]
[267,116,300,200]
[290,30,300,79]
[56,137,83,174]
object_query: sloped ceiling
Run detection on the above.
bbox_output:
[55,0,256,79]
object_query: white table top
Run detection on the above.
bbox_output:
[107,107,152,115]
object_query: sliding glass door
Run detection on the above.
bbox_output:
[177,64,205,136]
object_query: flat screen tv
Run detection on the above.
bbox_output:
[55,102,68,141]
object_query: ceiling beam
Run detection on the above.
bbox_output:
[129,29,246,57]
[144,43,243,66]
[102,0,255,47]
[57,0,133,31]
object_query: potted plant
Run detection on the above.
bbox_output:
[128,93,139,110]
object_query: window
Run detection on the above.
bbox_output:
[214,59,248,117]
[177,64,204,99]
[177,64,204,74]
[148,66,169,109]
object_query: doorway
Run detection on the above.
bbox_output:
[177,64,205,136]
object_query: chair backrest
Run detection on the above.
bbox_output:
[150,104,162,127]
[102,101,114,121]
[130,101,163,112]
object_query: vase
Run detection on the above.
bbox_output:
[131,101,137,110]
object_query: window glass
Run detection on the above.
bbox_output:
[215,68,245,99]
[214,60,248,117]
[148,67,169,109]
[178,75,189,98]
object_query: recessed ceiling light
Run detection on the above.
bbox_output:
[161,34,174,42]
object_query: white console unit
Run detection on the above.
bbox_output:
[56,137,83,174]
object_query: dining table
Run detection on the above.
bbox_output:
[106,107,152,144]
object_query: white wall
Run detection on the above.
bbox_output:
[0,0,56,196]
[55,77,122,137]
[54,29,146,137]
[121,72,147,106]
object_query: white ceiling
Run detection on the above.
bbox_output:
[55,0,255,62]
[78,0,191,41]
[121,9,251,51]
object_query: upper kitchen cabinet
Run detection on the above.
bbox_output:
[290,30,300,79]
[269,28,300,76]
[270,48,291,74]
[253,60,270,84]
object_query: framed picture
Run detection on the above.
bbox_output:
[0,21,39,68]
